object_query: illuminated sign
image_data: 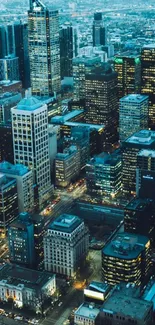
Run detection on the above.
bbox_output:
[143,175,153,180]
[114,58,123,64]
[84,289,104,301]
[135,57,140,65]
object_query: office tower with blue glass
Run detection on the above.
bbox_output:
[119,94,149,142]
[11,96,52,209]
[0,173,18,231]
[28,0,61,96]
[93,12,106,47]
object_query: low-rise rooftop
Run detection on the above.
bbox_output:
[124,130,155,146]
[138,149,155,158]
[125,197,152,211]
[0,161,31,176]
[51,110,84,124]
[75,302,100,320]
[0,264,54,290]
[102,290,153,320]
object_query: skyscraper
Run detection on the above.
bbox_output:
[119,94,149,142]
[141,44,155,129]
[14,22,30,89]
[28,0,61,96]
[0,55,19,81]
[85,63,118,149]
[11,96,52,209]
[136,149,155,200]
[73,56,101,102]
[93,12,106,47]
[114,52,141,99]
[60,23,78,79]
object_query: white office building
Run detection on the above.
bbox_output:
[0,161,34,213]
[44,214,89,277]
[119,94,149,142]
[11,96,52,208]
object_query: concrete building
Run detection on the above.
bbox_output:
[0,264,56,312]
[0,161,34,213]
[0,173,18,230]
[84,282,112,305]
[0,92,22,124]
[11,96,52,209]
[74,302,100,325]
[119,94,149,142]
[55,146,80,187]
[102,232,151,286]
[86,151,122,198]
[100,284,153,325]
[44,214,89,277]
[28,0,61,96]
[122,130,155,196]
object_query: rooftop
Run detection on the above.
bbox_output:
[17,96,42,111]
[88,281,111,294]
[0,173,16,189]
[125,197,152,212]
[120,94,148,103]
[124,130,155,146]
[49,214,82,233]
[138,149,155,158]
[0,264,54,290]
[56,145,78,160]
[103,232,149,259]
[75,303,100,319]
[143,44,155,49]
[51,110,84,124]
[64,121,105,130]
[102,291,152,320]
[0,92,21,104]
[87,151,121,167]
[73,55,101,65]
[0,161,31,176]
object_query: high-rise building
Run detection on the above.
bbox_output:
[14,22,30,89]
[73,56,101,102]
[0,173,18,230]
[85,63,118,149]
[31,213,45,269]
[136,149,155,200]
[119,94,149,142]
[0,26,7,59]
[55,145,80,187]
[60,23,78,79]
[0,123,14,164]
[141,44,155,129]
[8,212,35,268]
[28,0,61,96]
[124,198,155,247]
[0,55,19,81]
[86,151,122,198]
[0,161,34,213]
[114,52,141,99]
[122,130,155,196]
[11,96,52,209]
[44,214,89,277]
[102,232,151,286]
[93,12,106,47]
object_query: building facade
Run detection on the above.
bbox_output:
[55,145,80,187]
[44,214,89,277]
[86,151,122,198]
[0,55,19,81]
[0,264,56,312]
[93,12,106,47]
[28,0,61,96]
[102,232,151,286]
[11,96,52,209]
[119,94,149,142]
